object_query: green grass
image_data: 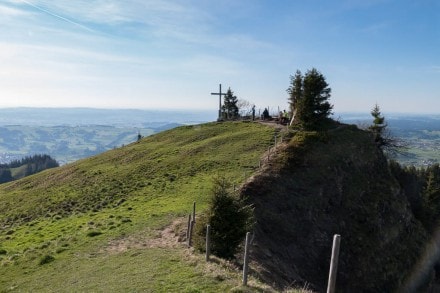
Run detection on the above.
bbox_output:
[0,121,279,292]
[3,246,239,292]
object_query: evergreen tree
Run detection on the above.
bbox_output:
[423,165,440,231]
[194,177,253,259]
[287,70,303,118]
[367,103,406,155]
[287,68,333,129]
[221,88,239,120]
[0,168,12,184]
[369,103,387,147]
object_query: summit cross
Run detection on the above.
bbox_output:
[211,84,226,121]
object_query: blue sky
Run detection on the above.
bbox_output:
[0,0,439,114]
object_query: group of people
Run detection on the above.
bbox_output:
[261,108,290,125]
[279,110,290,124]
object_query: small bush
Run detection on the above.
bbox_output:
[194,177,253,259]
[39,255,55,265]
[86,231,102,237]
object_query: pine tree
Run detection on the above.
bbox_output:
[193,177,253,259]
[287,70,303,118]
[222,88,239,120]
[287,68,333,129]
[420,166,440,231]
[369,104,387,147]
[0,168,12,184]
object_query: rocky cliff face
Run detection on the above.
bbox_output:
[241,124,428,292]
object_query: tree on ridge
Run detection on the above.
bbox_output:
[222,87,239,120]
[287,68,333,129]
[369,103,387,147]
[368,103,406,155]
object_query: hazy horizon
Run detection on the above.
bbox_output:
[1,1,438,114]
[0,106,439,116]
[0,108,438,129]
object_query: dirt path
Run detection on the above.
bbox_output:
[102,218,186,254]
[258,120,289,130]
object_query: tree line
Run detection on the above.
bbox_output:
[0,154,59,184]
[391,162,440,233]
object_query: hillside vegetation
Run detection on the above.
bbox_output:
[241,123,430,292]
[0,122,280,292]
[0,120,437,292]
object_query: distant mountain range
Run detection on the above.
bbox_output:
[0,107,216,127]
[0,108,438,166]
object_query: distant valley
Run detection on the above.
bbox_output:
[339,113,440,166]
[0,124,157,165]
[0,108,214,165]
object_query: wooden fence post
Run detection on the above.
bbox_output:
[192,201,196,222]
[242,232,251,286]
[186,214,191,240]
[188,220,195,247]
[206,224,211,261]
[327,234,341,293]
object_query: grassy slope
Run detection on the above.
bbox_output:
[0,122,280,292]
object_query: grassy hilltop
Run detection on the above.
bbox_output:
[0,120,435,292]
[0,122,279,292]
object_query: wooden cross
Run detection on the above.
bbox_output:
[211,84,226,120]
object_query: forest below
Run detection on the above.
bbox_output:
[0,154,59,183]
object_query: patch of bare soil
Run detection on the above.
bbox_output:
[102,218,187,254]
[259,120,289,130]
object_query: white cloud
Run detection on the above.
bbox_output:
[0,3,30,16]
[14,0,268,51]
